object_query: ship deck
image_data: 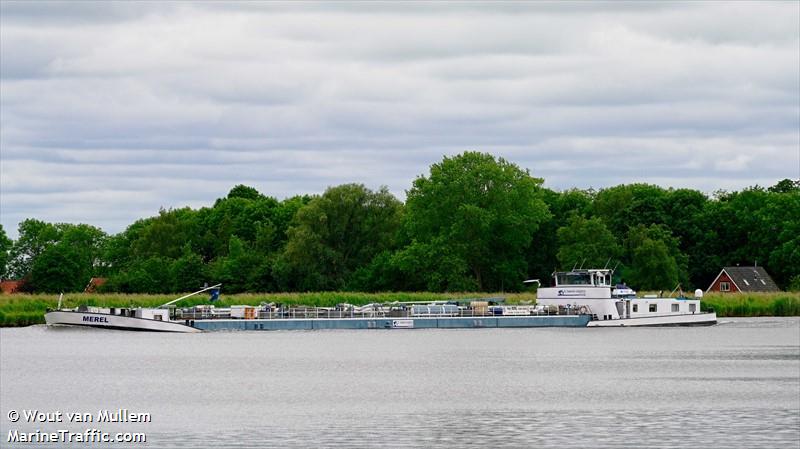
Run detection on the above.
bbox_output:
[188,315,591,330]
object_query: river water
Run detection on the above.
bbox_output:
[1,318,798,448]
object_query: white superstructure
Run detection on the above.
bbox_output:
[45,307,201,333]
[44,284,221,333]
[535,269,717,327]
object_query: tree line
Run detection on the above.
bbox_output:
[1,152,798,294]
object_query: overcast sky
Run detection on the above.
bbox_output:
[1,1,799,238]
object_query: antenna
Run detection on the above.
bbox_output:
[578,258,586,269]
[571,261,578,271]
[603,257,611,269]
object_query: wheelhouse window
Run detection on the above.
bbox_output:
[671,304,679,312]
[649,304,657,313]
[720,282,730,292]
[632,304,638,313]
[556,272,592,285]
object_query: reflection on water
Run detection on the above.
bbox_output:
[1,318,798,448]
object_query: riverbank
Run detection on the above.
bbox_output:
[1,291,797,327]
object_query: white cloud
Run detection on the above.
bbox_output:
[1,2,798,238]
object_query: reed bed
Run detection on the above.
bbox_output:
[700,292,800,317]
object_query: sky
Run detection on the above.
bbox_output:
[1,1,799,238]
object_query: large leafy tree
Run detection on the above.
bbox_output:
[556,215,621,271]
[592,184,669,239]
[622,224,688,291]
[768,178,800,194]
[528,188,594,281]
[283,184,403,291]
[28,244,87,292]
[170,245,207,292]
[6,219,61,279]
[6,220,106,291]
[401,151,550,291]
[130,208,198,260]
[209,235,273,293]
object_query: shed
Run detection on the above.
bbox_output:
[706,266,780,293]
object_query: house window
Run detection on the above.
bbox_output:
[672,304,679,312]
[649,304,657,312]
[720,282,730,292]
[632,304,638,313]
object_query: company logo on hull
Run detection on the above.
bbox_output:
[558,289,586,297]
[83,316,109,323]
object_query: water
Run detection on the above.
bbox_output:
[1,318,798,448]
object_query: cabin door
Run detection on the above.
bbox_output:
[615,301,625,319]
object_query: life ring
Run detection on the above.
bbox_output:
[578,306,589,314]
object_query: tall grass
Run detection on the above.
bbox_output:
[700,292,800,317]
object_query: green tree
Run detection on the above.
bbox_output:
[283,184,403,290]
[6,219,60,278]
[130,208,197,260]
[622,224,688,291]
[592,184,669,238]
[106,257,173,294]
[787,275,800,292]
[768,178,800,194]
[391,238,477,292]
[6,221,106,291]
[209,235,271,293]
[527,188,594,282]
[227,184,264,201]
[402,151,550,291]
[556,216,621,270]
[170,246,207,292]
[692,187,799,288]
[28,243,85,292]
[0,224,11,277]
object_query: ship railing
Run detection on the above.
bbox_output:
[175,306,589,320]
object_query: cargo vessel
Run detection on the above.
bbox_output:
[45,267,716,332]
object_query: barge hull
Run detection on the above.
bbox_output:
[45,311,202,333]
[190,315,591,331]
[586,312,717,327]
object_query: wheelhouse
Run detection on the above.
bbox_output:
[553,269,613,287]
